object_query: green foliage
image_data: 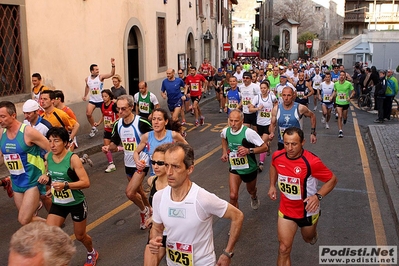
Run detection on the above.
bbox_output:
[297,32,316,44]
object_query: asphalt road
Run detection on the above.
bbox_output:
[0,96,398,265]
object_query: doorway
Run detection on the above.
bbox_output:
[127,27,140,96]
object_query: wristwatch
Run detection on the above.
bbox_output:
[222,249,234,259]
[64,181,70,190]
[315,193,323,201]
[249,148,254,154]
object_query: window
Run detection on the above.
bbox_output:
[157,15,167,69]
[237,43,243,50]
[0,4,24,96]
[315,6,321,12]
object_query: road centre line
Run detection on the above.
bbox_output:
[70,145,222,239]
[352,113,387,246]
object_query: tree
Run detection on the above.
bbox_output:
[273,0,325,37]
[297,32,317,44]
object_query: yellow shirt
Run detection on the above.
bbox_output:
[42,108,77,131]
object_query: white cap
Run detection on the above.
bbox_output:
[23,99,40,112]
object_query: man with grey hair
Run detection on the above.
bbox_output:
[148,142,244,266]
[102,94,153,230]
[9,221,76,266]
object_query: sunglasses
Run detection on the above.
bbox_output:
[178,72,183,74]
[151,160,165,166]
[243,77,251,79]
[116,106,131,112]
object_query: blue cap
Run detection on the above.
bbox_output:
[218,68,223,72]
[280,75,287,78]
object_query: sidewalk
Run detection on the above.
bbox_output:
[368,124,399,235]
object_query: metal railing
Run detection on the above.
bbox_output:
[0,4,24,97]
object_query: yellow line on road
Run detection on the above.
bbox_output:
[70,145,222,239]
[352,114,387,246]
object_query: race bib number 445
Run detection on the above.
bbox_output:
[167,242,193,266]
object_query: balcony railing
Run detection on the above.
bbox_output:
[365,11,399,23]
[345,12,366,22]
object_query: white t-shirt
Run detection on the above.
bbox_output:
[251,92,277,126]
[152,183,228,266]
[233,71,244,86]
[239,83,261,114]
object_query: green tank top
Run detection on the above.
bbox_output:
[47,151,85,206]
[138,91,154,115]
[226,126,257,174]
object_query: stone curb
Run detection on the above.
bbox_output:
[368,125,399,236]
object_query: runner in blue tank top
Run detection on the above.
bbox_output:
[0,101,50,225]
[269,87,317,150]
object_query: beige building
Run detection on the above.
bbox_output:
[0,0,202,131]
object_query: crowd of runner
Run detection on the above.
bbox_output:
[1,55,398,266]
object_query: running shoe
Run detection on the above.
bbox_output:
[208,91,211,95]
[2,176,13,198]
[250,196,260,210]
[338,130,343,138]
[343,119,347,125]
[325,123,329,129]
[321,116,326,124]
[191,109,195,116]
[181,131,187,138]
[105,163,116,173]
[335,113,338,120]
[258,163,264,173]
[310,231,318,245]
[84,249,99,266]
[219,108,223,113]
[374,119,383,123]
[200,116,205,126]
[89,127,98,138]
[81,154,94,167]
[313,106,317,111]
[195,120,199,127]
[140,206,150,230]
[181,120,186,125]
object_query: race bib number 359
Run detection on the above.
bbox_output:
[167,242,193,266]
[278,174,301,200]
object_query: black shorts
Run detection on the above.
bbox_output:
[205,76,213,82]
[49,200,88,222]
[243,113,257,126]
[279,210,320,228]
[89,101,103,108]
[191,96,202,103]
[336,104,349,110]
[125,166,149,177]
[257,124,270,136]
[104,130,112,140]
[313,89,319,95]
[229,169,258,183]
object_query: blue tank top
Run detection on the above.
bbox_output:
[0,124,45,188]
[226,89,241,114]
[276,102,301,143]
[147,130,173,175]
